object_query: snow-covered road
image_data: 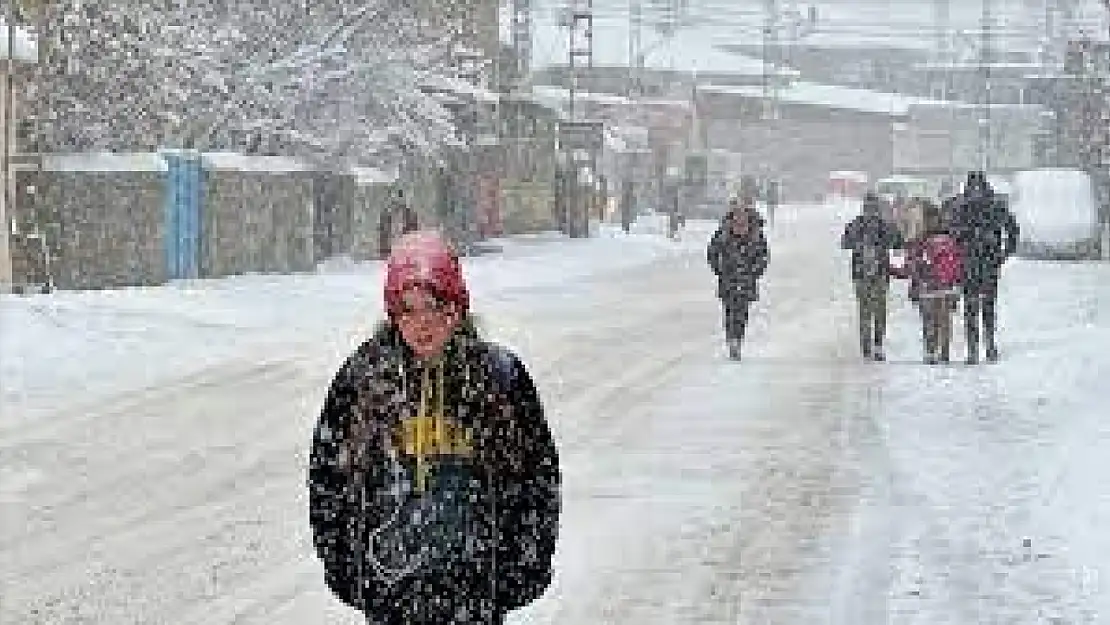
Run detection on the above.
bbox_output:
[2,206,1108,624]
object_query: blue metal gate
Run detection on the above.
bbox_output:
[163,151,203,280]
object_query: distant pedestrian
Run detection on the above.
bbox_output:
[840,192,905,361]
[765,178,780,225]
[708,196,770,361]
[308,231,561,625]
[904,201,964,364]
[948,171,1020,363]
[378,189,419,259]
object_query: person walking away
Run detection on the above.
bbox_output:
[765,178,780,225]
[708,198,770,361]
[308,231,561,625]
[840,192,905,361]
[378,189,420,259]
[949,171,1020,363]
[905,201,964,364]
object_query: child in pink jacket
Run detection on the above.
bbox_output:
[905,201,964,364]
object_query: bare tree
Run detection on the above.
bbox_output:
[24,0,481,167]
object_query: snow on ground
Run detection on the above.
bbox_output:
[514,204,871,625]
[0,204,831,624]
[3,201,1108,624]
[813,258,1110,625]
[0,216,706,419]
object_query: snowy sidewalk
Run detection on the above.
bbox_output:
[816,258,1110,625]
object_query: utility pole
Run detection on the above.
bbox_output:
[762,0,780,121]
[566,0,593,122]
[977,0,994,172]
[628,0,642,100]
[2,4,16,292]
[933,0,956,182]
[623,0,644,232]
[511,0,532,87]
[933,0,951,71]
[560,0,595,238]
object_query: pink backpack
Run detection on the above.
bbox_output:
[920,234,964,289]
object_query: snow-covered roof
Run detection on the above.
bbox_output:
[201,152,310,172]
[914,61,1047,71]
[700,80,1038,117]
[418,73,499,105]
[700,81,935,116]
[530,85,699,116]
[350,166,398,186]
[0,19,37,63]
[909,100,1044,114]
[531,85,630,110]
[42,153,168,173]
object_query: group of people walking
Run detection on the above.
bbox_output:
[706,170,1021,365]
[841,170,1020,364]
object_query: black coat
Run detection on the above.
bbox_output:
[308,321,560,624]
[840,214,905,281]
[948,190,1019,275]
[707,223,769,302]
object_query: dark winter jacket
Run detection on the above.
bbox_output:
[707,217,769,302]
[840,214,905,282]
[308,320,560,625]
[905,229,965,300]
[948,189,1019,274]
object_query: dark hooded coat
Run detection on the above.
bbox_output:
[707,209,769,303]
[308,319,560,624]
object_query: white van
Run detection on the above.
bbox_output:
[1009,168,1101,260]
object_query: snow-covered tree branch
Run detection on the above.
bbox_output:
[25,0,485,168]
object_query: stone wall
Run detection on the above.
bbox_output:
[17,153,167,290]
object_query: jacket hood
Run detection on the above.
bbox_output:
[384,230,470,317]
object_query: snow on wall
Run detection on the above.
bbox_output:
[0,19,37,62]
[200,152,310,173]
[42,153,169,173]
[703,79,1047,119]
[350,167,398,187]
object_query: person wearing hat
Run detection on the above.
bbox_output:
[948,171,1020,363]
[708,195,770,360]
[840,191,905,361]
[308,230,561,624]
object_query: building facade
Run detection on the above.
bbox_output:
[2,19,37,291]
